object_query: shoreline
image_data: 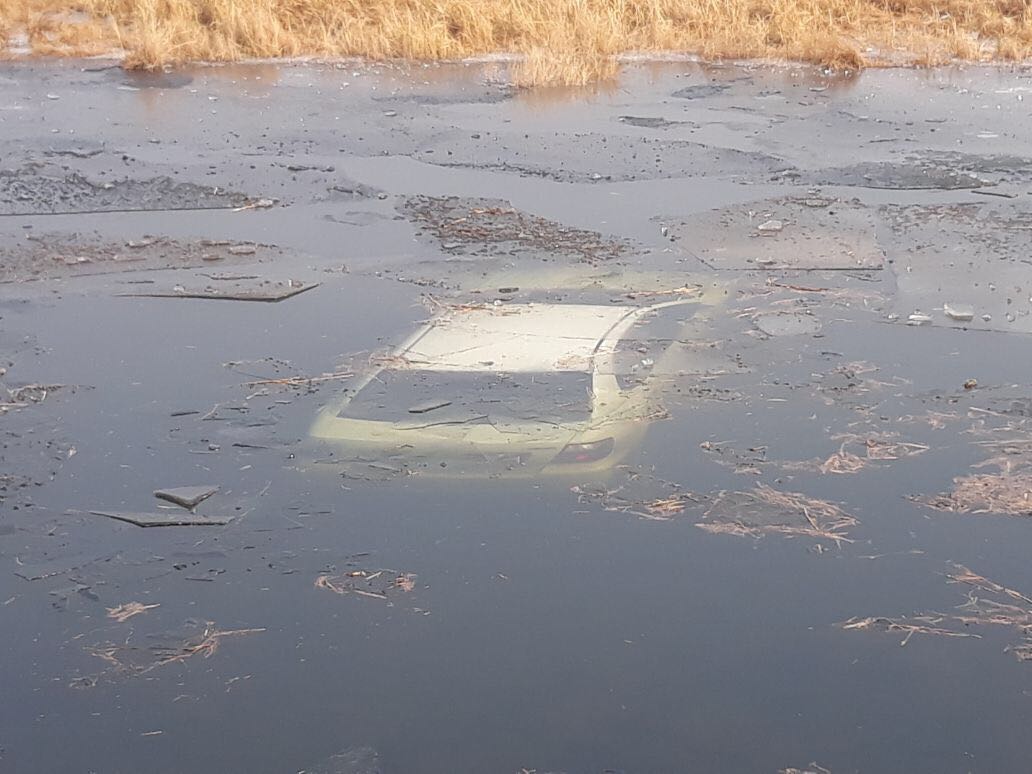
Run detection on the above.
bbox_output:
[3,0,1031,85]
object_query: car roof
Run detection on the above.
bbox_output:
[398,303,637,372]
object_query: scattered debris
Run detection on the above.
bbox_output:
[899,410,961,430]
[819,433,929,474]
[85,620,264,679]
[698,441,768,475]
[623,284,702,300]
[949,564,1032,606]
[232,197,277,211]
[224,357,354,391]
[840,615,979,646]
[818,447,866,474]
[779,764,832,774]
[243,370,353,389]
[315,568,418,601]
[697,484,857,545]
[634,493,700,519]
[572,468,705,521]
[402,195,629,263]
[107,602,160,622]
[395,574,417,593]
[90,511,232,527]
[1,383,65,412]
[814,361,903,412]
[154,485,219,510]
[918,464,1032,516]
[843,564,1032,661]
[13,552,114,582]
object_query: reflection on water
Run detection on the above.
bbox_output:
[4,59,1032,774]
[206,62,283,94]
[4,261,1032,773]
[125,62,284,115]
[514,76,623,109]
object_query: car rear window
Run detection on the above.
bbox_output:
[338,370,594,423]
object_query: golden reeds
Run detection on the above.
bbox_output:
[3,0,1031,85]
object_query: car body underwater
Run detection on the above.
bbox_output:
[309,288,723,479]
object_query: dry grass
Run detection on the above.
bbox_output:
[779,765,832,774]
[840,614,980,646]
[106,601,160,622]
[314,568,418,600]
[820,432,929,474]
[698,483,858,544]
[3,0,1032,84]
[843,564,1032,661]
[572,479,703,520]
[948,563,1032,606]
[86,622,264,677]
[920,456,1032,517]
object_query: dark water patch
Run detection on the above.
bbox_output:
[617,115,693,129]
[4,61,1032,774]
[672,82,731,100]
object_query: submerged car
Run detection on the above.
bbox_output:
[309,297,708,478]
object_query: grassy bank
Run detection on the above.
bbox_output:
[4,0,1032,84]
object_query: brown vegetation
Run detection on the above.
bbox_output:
[698,483,858,544]
[85,622,264,678]
[315,568,418,600]
[3,0,1032,84]
[920,457,1032,517]
[843,565,1032,661]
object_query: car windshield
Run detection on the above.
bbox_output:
[338,370,594,424]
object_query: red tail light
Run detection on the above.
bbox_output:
[552,437,615,464]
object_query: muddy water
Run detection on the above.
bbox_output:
[2,59,1032,773]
